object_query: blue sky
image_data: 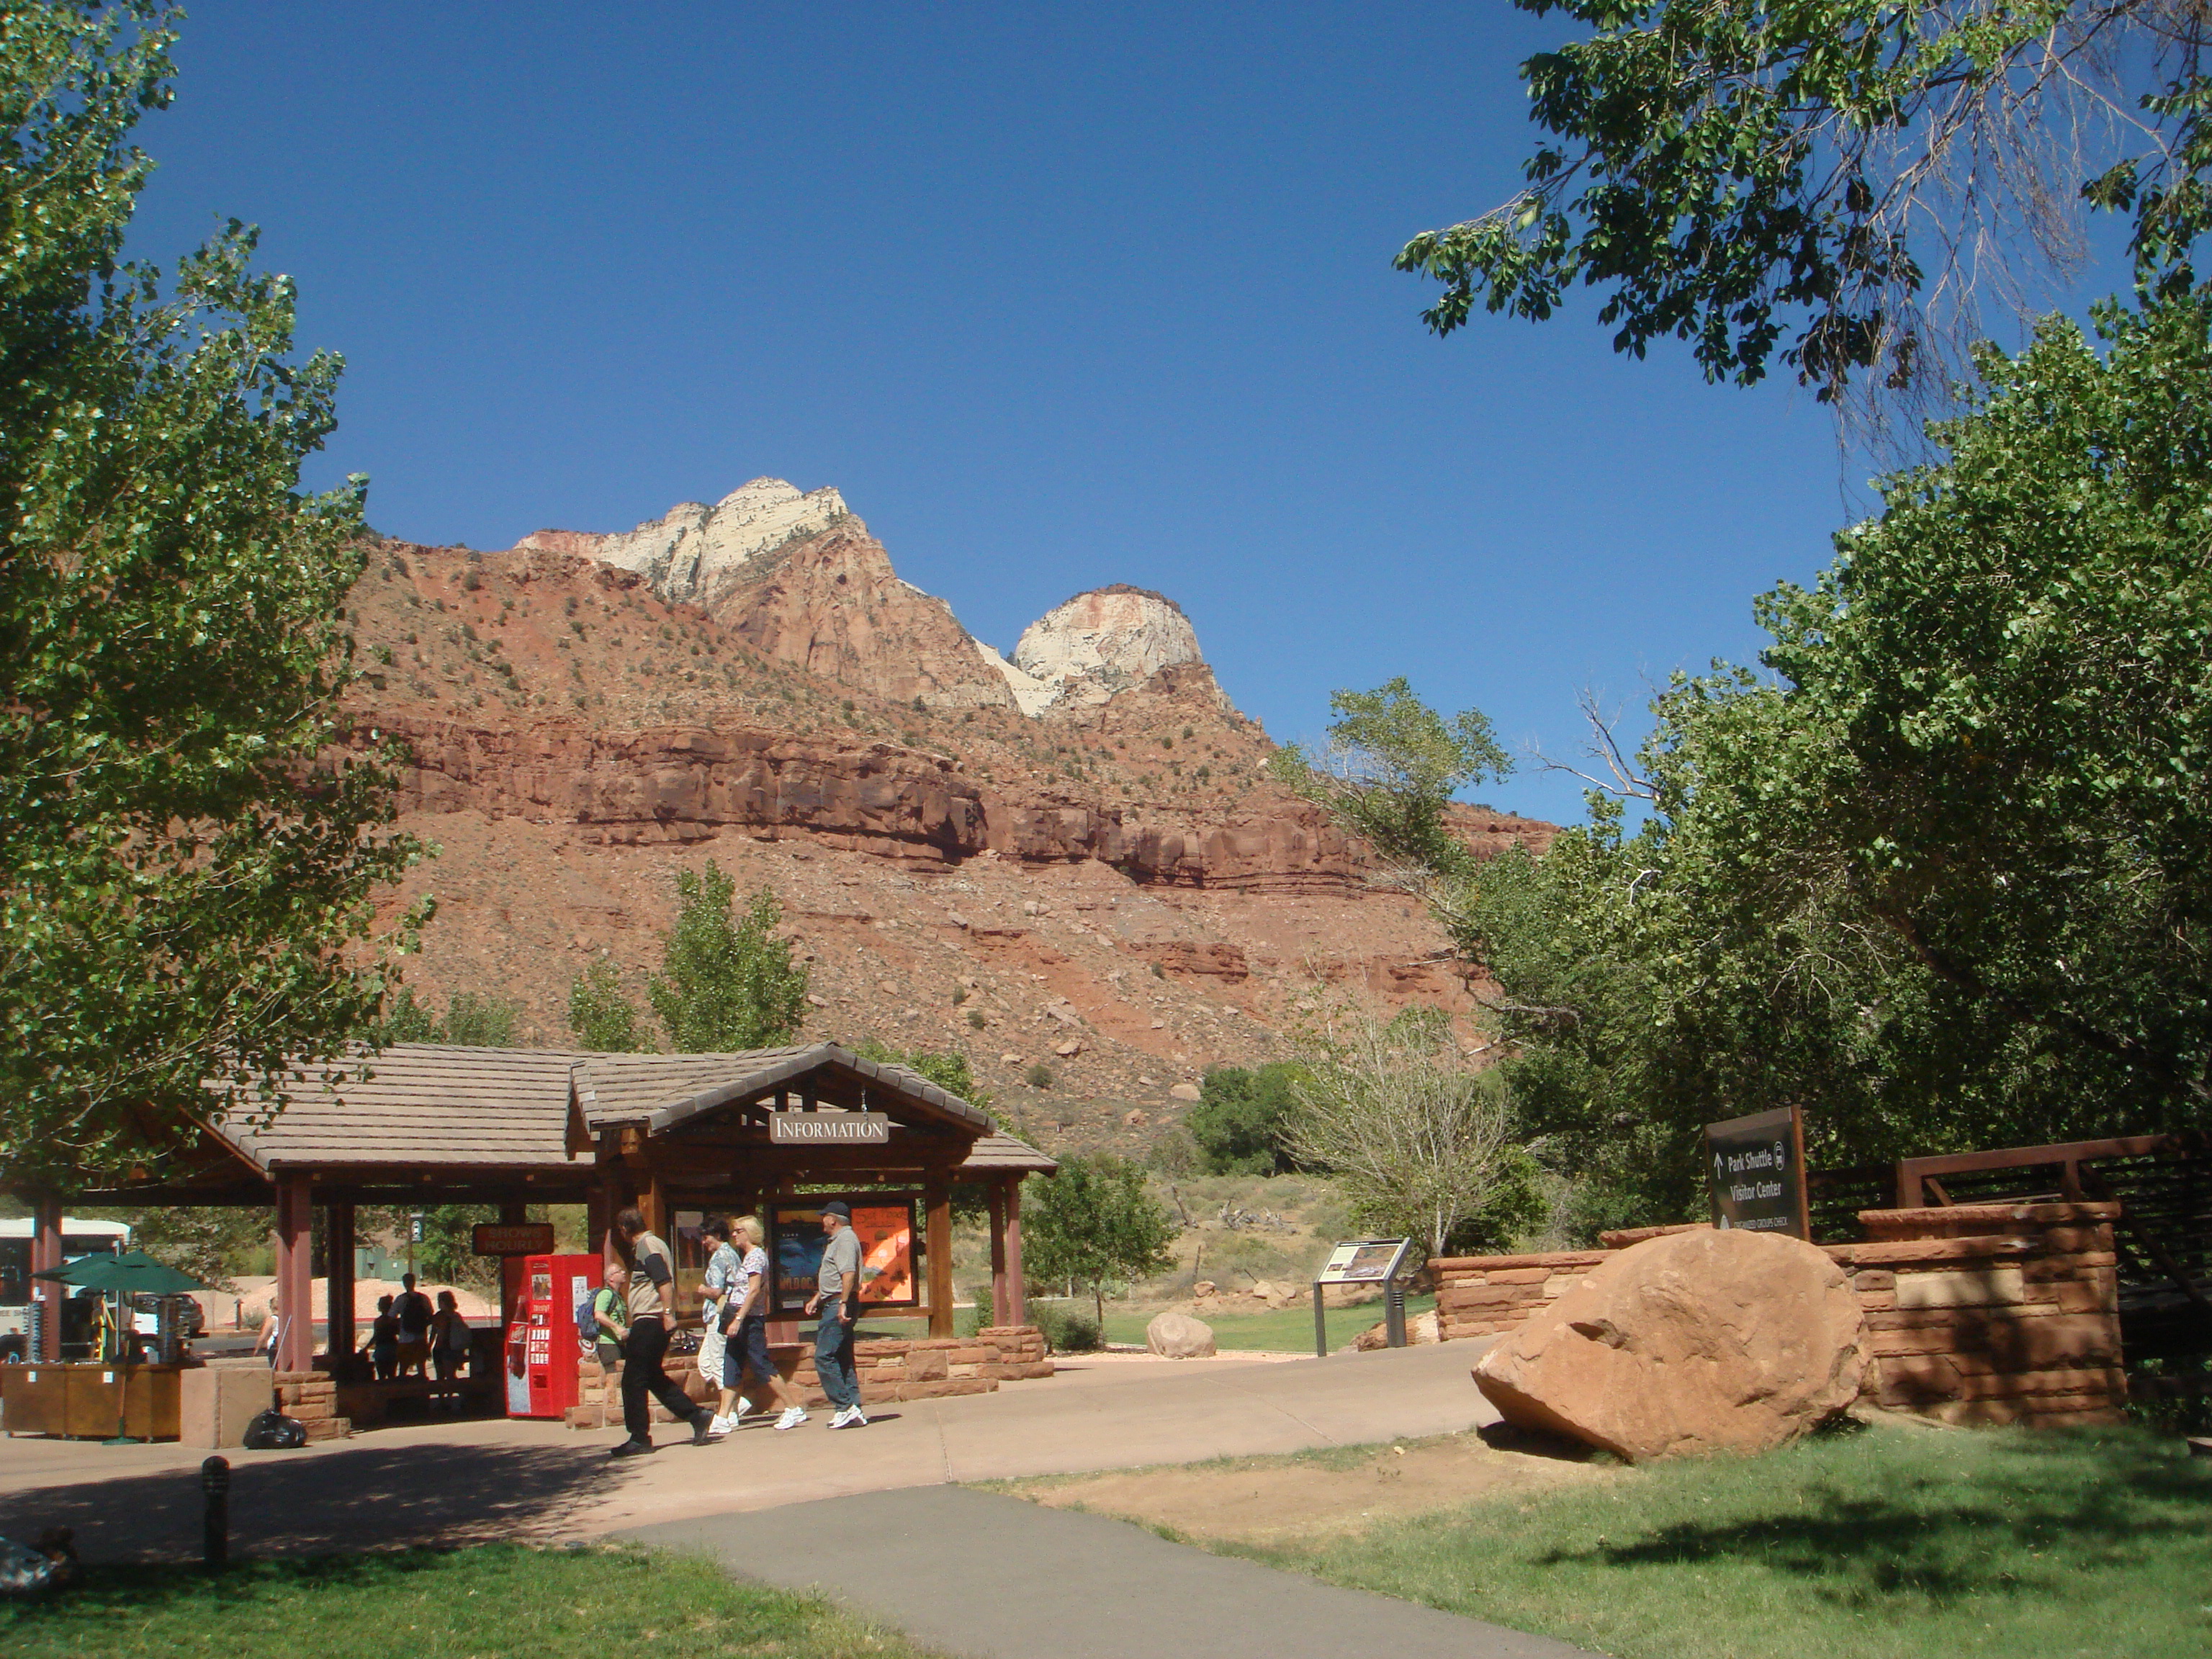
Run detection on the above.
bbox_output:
[134,6,1909,823]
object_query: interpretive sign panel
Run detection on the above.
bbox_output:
[1705,1105,1809,1240]
[471,1222,556,1256]
[769,1111,890,1146]
[1314,1238,1413,1286]
[767,1195,921,1312]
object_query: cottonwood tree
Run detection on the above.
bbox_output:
[1287,1003,1527,1260]
[1022,1154,1176,1328]
[649,862,809,1052]
[1403,1,2212,435]
[567,958,647,1052]
[0,3,425,1187]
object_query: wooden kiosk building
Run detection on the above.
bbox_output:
[16,1043,1056,1376]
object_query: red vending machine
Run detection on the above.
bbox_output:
[507,1251,598,1419]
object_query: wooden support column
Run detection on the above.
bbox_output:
[325,1201,356,1364]
[925,1172,954,1338]
[1003,1177,1027,1327]
[641,1170,667,1242]
[272,1174,314,1374]
[498,1199,530,1330]
[987,1184,1010,1328]
[30,1192,63,1362]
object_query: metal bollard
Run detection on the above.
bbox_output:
[201,1456,229,1571]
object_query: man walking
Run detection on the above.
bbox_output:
[606,1207,717,1455]
[799,1200,867,1429]
[392,1272,433,1378]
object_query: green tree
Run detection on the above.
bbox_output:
[1022,1154,1177,1328]
[1401,3,2212,415]
[1301,303,2212,1228]
[1286,1003,1533,1259]
[568,957,647,1052]
[81,1205,270,1293]
[850,1039,994,1119]
[371,989,519,1048]
[0,3,426,1186]
[647,862,809,1053]
[1185,1063,1306,1176]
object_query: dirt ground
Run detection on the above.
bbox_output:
[983,1426,1623,1546]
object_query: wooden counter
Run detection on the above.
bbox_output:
[1,1362,184,1440]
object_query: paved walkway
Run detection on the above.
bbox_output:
[0,1341,1498,1560]
[627,1484,1598,1658]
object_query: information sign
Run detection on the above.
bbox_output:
[766,1195,921,1312]
[770,1112,890,1145]
[1314,1238,1413,1286]
[471,1222,557,1257]
[1704,1105,1809,1240]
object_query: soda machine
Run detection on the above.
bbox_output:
[505,1251,598,1419]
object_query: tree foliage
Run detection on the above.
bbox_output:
[374,989,518,1048]
[1186,1062,1306,1175]
[644,862,807,1053]
[850,1039,994,1120]
[1287,1003,1533,1258]
[1401,1,2212,423]
[1270,677,1510,878]
[1310,301,2212,1227]
[0,2,424,1186]
[1022,1154,1177,1326]
[567,958,645,1053]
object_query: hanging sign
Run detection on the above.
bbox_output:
[472,1222,557,1257]
[1705,1105,1810,1240]
[770,1111,889,1145]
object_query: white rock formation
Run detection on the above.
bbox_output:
[518,477,849,608]
[1014,587,1204,709]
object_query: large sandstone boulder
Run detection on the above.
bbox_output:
[1146,1310,1217,1359]
[1473,1227,1866,1462]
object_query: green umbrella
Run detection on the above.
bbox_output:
[34,1249,204,1294]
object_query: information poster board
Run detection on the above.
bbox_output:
[768,1196,921,1313]
[1314,1238,1412,1286]
[1705,1105,1809,1240]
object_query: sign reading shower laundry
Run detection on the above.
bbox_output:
[1704,1104,1809,1240]
[770,1112,890,1145]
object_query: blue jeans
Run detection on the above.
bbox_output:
[814,1296,860,1411]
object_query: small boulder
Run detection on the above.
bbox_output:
[1146,1310,1217,1359]
[1352,1309,1442,1351]
[1473,1227,1866,1462]
[1168,1082,1202,1103]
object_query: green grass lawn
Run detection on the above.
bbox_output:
[2,1543,943,1659]
[1213,1422,2212,1659]
[1093,1293,1436,1353]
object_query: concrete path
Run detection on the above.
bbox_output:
[627,1483,1598,1659]
[0,1341,1499,1560]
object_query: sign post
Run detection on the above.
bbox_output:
[1704,1105,1810,1240]
[1310,1238,1414,1358]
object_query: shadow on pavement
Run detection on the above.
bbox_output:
[0,1442,620,1564]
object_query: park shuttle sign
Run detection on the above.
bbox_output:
[1704,1105,1810,1241]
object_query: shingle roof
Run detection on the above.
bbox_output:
[212,1045,585,1172]
[577,1043,994,1136]
[956,1133,1058,1175]
[206,1042,1034,1177]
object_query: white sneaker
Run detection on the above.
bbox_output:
[706,1414,731,1437]
[733,1396,752,1420]
[832,1406,868,1429]
[774,1406,809,1432]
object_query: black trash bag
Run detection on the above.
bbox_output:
[242,1408,307,1449]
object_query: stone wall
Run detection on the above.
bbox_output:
[567,1325,1054,1429]
[1429,1203,2126,1428]
[273,1369,351,1442]
[1830,1202,2124,1427]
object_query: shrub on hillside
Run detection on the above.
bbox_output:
[1187,1063,1305,1174]
[1031,1304,1102,1352]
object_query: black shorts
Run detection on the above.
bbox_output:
[722,1314,774,1389]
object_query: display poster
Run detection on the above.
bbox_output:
[768,1196,922,1312]
[1314,1238,1412,1285]
[1705,1105,1809,1239]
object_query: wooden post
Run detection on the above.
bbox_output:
[1003,1177,1027,1326]
[986,1184,1009,1328]
[273,1174,314,1374]
[30,1192,63,1362]
[325,1201,355,1365]
[925,1174,953,1338]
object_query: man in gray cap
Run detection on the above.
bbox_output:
[797,1200,867,1429]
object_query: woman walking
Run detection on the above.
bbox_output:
[606,1207,715,1457]
[712,1215,803,1434]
